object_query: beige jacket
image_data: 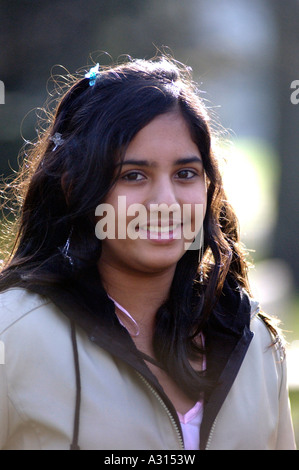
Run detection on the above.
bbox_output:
[0,287,296,450]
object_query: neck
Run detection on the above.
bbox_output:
[97,260,176,332]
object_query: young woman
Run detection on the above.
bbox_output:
[0,55,296,450]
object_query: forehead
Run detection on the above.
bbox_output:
[124,111,201,162]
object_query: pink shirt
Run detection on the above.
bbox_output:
[177,333,206,450]
[177,401,203,450]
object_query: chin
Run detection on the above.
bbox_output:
[135,251,185,273]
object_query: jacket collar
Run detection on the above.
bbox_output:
[200,276,253,448]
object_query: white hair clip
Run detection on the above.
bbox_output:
[49,132,64,151]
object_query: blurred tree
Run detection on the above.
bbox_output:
[271,0,299,290]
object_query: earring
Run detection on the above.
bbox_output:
[197,228,204,284]
[59,227,74,267]
[199,245,204,284]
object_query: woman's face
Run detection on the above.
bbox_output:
[96,111,207,276]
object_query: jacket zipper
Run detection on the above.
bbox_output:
[136,372,184,449]
[205,418,217,450]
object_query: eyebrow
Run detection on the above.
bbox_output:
[118,156,202,167]
[175,156,202,165]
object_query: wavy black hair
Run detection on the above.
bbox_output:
[0,54,257,400]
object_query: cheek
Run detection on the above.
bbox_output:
[182,183,207,213]
[96,194,146,242]
[181,186,207,238]
[197,179,208,214]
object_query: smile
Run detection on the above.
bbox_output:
[139,223,182,234]
[137,223,183,242]
[95,197,205,249]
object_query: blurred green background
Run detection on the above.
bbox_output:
[0,0,298,448]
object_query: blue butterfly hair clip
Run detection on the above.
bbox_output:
[85,63,100,86]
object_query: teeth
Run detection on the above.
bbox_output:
[140,224,180,233]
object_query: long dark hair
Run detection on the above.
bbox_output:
[0,55,254,399]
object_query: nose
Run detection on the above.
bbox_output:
[145,176,181,222]
[146,175,179,207]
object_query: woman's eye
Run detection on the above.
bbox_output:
[122,171,145,181]
[176,169,197,179]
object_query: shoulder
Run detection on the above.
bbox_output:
[248,297,285,368]
[249,297,284,345]
[249,298,268,336]
[0,287,51,335]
